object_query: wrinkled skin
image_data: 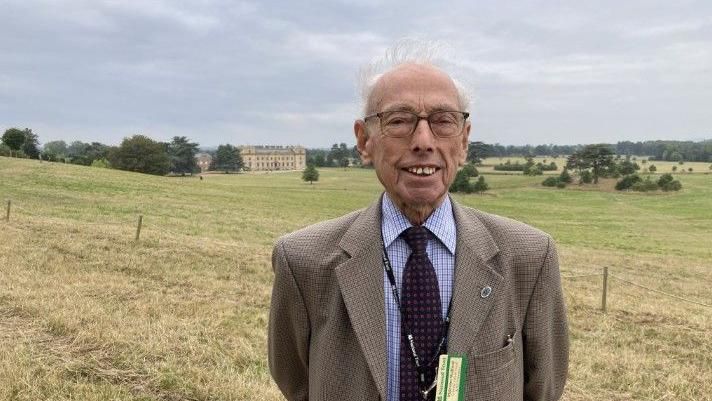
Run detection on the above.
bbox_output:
[354,63,470,225]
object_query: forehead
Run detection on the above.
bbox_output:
[371,64,460,112]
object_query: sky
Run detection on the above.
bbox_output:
[1,0,711,148]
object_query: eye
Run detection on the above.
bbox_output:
[431,112,458,125]
[384,112,416,126]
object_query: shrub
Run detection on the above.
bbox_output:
[524,164,543,176]
[559,168,572,184]
[472,176,489,194]
[648,165,657,173]
[556,181,566,188]
[615,174,641,190]
[672,166,678,172]
[449,169,472,193]
[631,177,659,192]
[90,158,111,168]
[579,170,593,184]
[0,143,11,157]
[688,167,693,172]
[542,177,559,187]
[461,163,479,177]
[661,180,682,191]
[657,173,674,187]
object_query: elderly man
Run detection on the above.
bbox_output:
[268,46,568,401]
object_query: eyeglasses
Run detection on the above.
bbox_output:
[363,110,469,138]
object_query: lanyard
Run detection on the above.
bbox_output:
[381,242,453,398]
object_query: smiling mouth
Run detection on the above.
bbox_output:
[404,166,439,176]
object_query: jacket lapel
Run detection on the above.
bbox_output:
[447,200,503,354]
[335,198,388,400]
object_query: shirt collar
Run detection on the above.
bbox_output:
[381,193,457,254]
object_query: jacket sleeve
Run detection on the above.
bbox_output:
[268,238,310,401]
[522,237,569,400]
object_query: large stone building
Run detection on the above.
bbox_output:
[239,145,306,171]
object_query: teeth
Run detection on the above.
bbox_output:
[408,167,436,175]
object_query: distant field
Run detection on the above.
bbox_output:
[480,156,712,175]
[1,156,711,400]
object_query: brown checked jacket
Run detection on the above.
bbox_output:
[268,197,569,400]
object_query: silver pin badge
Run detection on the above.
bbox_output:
[480,286,492,298]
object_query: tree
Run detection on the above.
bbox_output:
[21,129,40,159]
[559,168,572,184]
[568,144,614,184]
[167,136,199,174]
[461,163,479,177]
[2,128,25,156]
[615,174,641,190]
[302,164,319,184]
[467,141,494,164]
[472,176,489,194]
[42,140,68,161]
[107,135,170,175]
[449,169,473,193]
[213,144,243,173]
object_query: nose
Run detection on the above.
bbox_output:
[410,117,435,153]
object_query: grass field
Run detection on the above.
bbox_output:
[479,156,712,175]
[1,156,711,400]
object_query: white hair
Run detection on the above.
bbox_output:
[357,38,471,116]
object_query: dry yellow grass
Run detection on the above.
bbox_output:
[1,156,710,400]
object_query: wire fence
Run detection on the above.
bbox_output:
[3,199,711,311]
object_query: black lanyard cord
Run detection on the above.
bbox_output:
[381,244,453,383]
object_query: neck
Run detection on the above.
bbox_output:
[389,194,446,226]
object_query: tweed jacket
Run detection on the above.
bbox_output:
[268,197,568,401]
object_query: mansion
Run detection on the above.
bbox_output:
[238,145,306,171]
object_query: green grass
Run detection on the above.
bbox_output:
[1,156,711,400]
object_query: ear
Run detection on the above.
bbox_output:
[354,119,373,165]
[458,121,471,166]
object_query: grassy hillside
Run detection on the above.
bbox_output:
[1,156,711,400]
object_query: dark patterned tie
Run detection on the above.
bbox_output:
[399,226,443,401]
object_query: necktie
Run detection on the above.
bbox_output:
[399,226,443,401]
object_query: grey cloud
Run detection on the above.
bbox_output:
[1,0,711,147]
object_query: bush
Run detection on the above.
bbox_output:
[631,177,658,192]
[556,181,566,188]
[542,177,559,187]
[494,160,525,171]
[657,173,674,187]
[615,174,641,190]
[0,143,11,157]
[524,164,543,176]
[648,165,657,173]
[661,180,682,192]
[559,168,572,184]
[90,158,111,168]
[450,169,472,193]
[461,163,479,177]
[579,170,593,184]
[472,176,489,194]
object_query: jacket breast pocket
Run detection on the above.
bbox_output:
[466,332,519,400]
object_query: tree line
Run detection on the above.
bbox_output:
[467,140,712,162]
[1,127,246,176]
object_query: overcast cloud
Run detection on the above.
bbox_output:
[1,0,711,148]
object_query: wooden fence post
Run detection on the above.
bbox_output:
[135,215,143,241]
[602,266,609,313]
[5,200,10,221]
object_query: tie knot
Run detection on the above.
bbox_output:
[401,226,430,255]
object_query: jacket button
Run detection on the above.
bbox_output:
[480,286,492,298]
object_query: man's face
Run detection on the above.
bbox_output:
[354,64,470,219]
